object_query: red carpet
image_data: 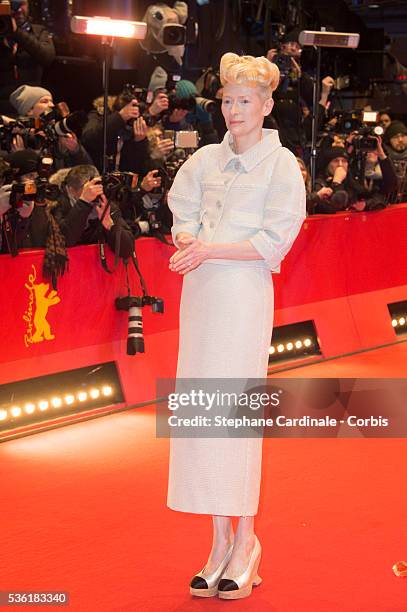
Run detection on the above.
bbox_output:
[1,345,406,611]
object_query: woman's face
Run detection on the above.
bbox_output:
[221,83,273,137]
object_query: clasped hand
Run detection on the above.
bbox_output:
[169,236,211,274]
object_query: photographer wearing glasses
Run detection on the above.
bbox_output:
[0,0,55,116]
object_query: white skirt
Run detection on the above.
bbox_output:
[167,261,274,516]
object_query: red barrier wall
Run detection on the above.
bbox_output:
[1,204,407,404]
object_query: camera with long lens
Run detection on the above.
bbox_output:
[195,96,216,114]
[39,104,87,145]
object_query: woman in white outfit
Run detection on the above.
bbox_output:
[167,52,306,600]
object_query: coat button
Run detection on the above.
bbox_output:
[234,160,241,171]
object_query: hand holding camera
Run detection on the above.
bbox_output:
[80,177,104,204]
[140,169,162,192]
[119,99,140,123]
[148,92,169,117]
[155,137,174,158]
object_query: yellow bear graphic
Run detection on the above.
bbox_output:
[31,283,60,343]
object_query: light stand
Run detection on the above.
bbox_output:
[298,30,360,189]
[70,16,147,174]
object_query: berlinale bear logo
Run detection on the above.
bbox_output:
[23,264,61,347]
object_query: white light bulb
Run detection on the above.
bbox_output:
[286,342,294,351]
[51,397,62,408]
[78,392,88,402]
[65,395,75,405]
[11,406,22,417]
[269,346,275,354]
[38,400,49,411]
[24,403,35,414]
[277,344,284,353]
[304,338,312,347]
[392,319,398,327]
[295,340,303,349]
[0,409,8,421]
[102,386,113,396]
[90,388,100,399]
[399,317,406,326]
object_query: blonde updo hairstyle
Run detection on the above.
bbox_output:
[220,52,280,99]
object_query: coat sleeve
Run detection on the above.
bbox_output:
[13,25,55,67]
[248,148,306,271]
[167,146,209,247]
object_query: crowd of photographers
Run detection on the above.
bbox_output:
[0,6,406,287]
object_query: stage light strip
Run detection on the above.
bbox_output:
[0,385,114,424]
[392,316,406,328]
[269,337,313,355]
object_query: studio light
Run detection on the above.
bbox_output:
[70,15,147,175]
[70,16,147,40]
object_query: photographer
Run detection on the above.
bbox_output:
[314,147,367,213]
[52,164,134,259]
[81,93,150,175]
[0,148,50,253]
[0,0,55,115]
[7,84,92,168]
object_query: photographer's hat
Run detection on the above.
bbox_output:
[384,120,407,143]
[175,80,198,99]
[7,149,40,176]
[9,85,52,116]
[321,146,349,170]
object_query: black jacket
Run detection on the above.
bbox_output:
[0,202,49,253]
[52,193,135,259]
[0,23,55,112]
[81,110,150,174]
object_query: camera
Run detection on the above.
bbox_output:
[0,115,42,152]
[195,96,216,114]
[332,111,362,134]
[39,105,87,144]
[273,53,292,78]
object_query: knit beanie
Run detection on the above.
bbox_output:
[148,66,168,92]
[175,80,197,99]
[9,85,52,116]
[7,149,40,176]
[384,120,407,143]
[321,146,348,170]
